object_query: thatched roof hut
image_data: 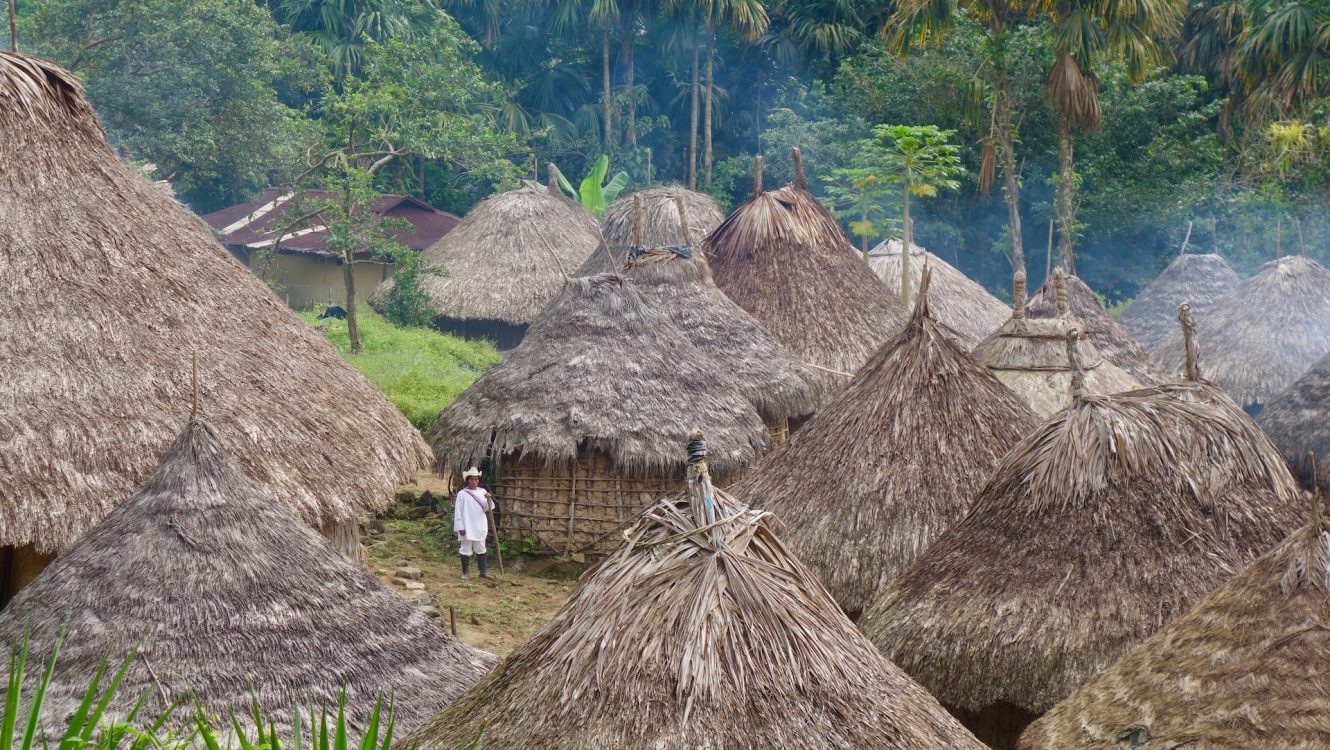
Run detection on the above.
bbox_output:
[1019,505,1330,749]
[403,439,987,750]
[1153,254,1330,410]
[0,50,430,586]
[1028,271,1164,383]
[735,268,1039,619]
[867,239,1009,347]
[426,273,769,555]
[0,418,493,735]
[1118,253,1240,348]
[373,172,601,349]
[577,186,725,275]
[704,150,907,394]
[974,270,1141,416]
[861,328,1303,749]
[1257,349,1330,482]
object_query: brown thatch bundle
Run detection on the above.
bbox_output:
[974,271,1141,416]
[427,273,768,478]
[867,239,1009,347]
[704,151,907,393]
[861,336,1303,747]
[1019,506,1330,750]
[373,175,600,347]
[403,450,987,750]
[0,418,494,735]
[1028,271,1165,383]
[1118,253,1240,348]
[1154,255,1330,409]
[734,268,1039,619]
[577,186,725,275]
[0,51,429,559]
[1258,349,1330,482]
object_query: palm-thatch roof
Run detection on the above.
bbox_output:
[974,271,1141,416]
[1028,271,1165,383]
[1257,348,1330,482]
[426,273,768,478]
[704,151,907,393]
[1118,253,1241,348]
[867,239,1009,347]
[372,173,601,344]
[861,332,1304,730]
[0,418,494,736]
[1019,505,1330,750]
[735,268,1039,619]
[577,186,725,275]
[0,50,430,556]
[402,442,987,750]
[1153,255,1330,409]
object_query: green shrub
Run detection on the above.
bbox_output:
[303,309,500,429]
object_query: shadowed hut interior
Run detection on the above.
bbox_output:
[704,149,908,398]
[1119,252,1240,348]
[0,417,494,735]
[1019,487,1330,750]
[1153,254,1330,412]
[974,269,1141,416]
[862,320,1303,749]
[372,169,601,350]
[1028,269,1164,383]
[0,50,431,599]
[402,435,988,750]
[425,274,769,556]
[577,186,725,276]
[867,239,1010,347]
[735,267,1039,619]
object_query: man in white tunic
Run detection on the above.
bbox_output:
[454,467,495,580]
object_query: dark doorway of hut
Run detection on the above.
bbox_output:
[0,545,56,610]
[950,702,1038,750]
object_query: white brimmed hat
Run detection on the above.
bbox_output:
[462,467,482,479]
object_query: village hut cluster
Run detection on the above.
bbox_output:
[9,39,1330,750]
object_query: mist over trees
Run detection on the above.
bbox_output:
[15,0,1330,300]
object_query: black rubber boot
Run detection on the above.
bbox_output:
[477,554,491,579]
[460,554,470,580]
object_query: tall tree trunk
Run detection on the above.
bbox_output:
[602,22,613,153]
[703,21,715,187]
[343,254,361,353]
[1056,114,1077,274]
[688,16,700,189]
[901,183,913,307]
[623,12,636,148]
[991,34,1025,276]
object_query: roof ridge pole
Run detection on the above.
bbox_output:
[686,430,721,551]
[791,147,807,190]
[547,163,561,195]
[914,262,933,322]
[1178,302,1202,382]
[1308,452,1322,532]
[752,155,764,197]
[1053,266,1069,317]
[673,194,691,246]
[1066,328,1087,402]
[1012,271,1027,320]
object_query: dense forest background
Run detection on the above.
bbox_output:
[15,0,1330,300]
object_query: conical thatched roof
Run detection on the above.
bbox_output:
[974,272,1141,416]
[1028,272,1165,383]
[0,50,430,554]
[403,458,987,750]
[577,186,725,275]
[1258,349,1330,482]
[735,268,1039,619]
[1118,253,1240,348]
[1154,255,1330,409]
[861,352,1303,720]
[867,239,1009,347]
[374,180,601,331]
[704,151,907,393]
[0,418,494,735]
[426,273,768,477]
[1019,508,1330,750]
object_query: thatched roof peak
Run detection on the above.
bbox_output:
[1028,271,1165,383]
[862,379,1304,716]
[737,264,1038,618]
[1119,253,1240,348]
[578,186,725,276]
[1019,507,1330,749]
[1,50,430,554]
[426,273,769,477]
[0,418,493,735]
[1154,254,1330,409]
[867,240,1008,347]
[403,477,987,749]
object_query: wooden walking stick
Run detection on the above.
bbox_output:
[486,501,504,575]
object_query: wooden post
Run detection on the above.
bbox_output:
[1179,220,1193,256]
[448,606,458,636]
[1045,219,1054,280]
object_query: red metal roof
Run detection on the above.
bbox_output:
[201,188,460,259]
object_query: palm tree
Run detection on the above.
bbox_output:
[271,0,442,80]
[1235,0,1330,117]
[1178,0,1245,134]
[550,0,622,152]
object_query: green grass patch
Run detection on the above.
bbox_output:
[301,309,500,429]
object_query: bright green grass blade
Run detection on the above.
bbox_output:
[3,634,30,750]
[356,697,379,750]
[331,692,346,750]
[23,628,69,750]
